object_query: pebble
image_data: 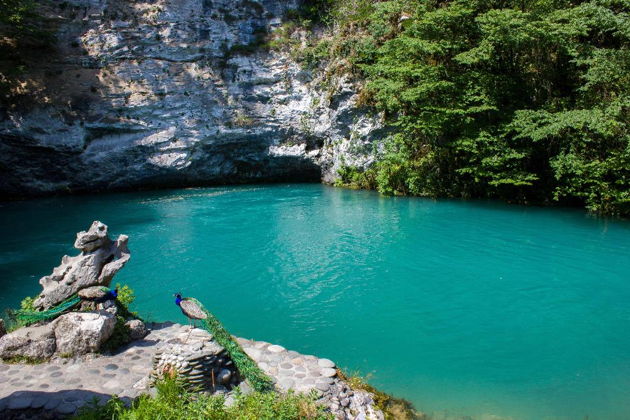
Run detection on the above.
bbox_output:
[8,396,32,410]
[57,402,77,414]
[321,368,337,378]
[31,396,49,409]
[267,344,286,353]
[318,358,335,368]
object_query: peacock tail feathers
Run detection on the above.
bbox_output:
[186,297,274,392]
[13,294,81,326]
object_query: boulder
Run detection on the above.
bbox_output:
[126,319,148,340]
[53,311,116,356]
[34,221,131,310]
[0,323,56,360]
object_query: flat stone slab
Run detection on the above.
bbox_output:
[0,322,340,417]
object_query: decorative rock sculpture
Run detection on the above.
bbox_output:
[34,221,130,310]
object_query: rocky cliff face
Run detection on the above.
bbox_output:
[0,0,383,197]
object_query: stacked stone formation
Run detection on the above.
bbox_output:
[150,331,239,390]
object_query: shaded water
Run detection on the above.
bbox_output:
[1,184,629,420]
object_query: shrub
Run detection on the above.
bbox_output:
[73,377,332,420]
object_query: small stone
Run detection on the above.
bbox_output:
[8,396,32,410]
[316,377,334,385]
[44,398,61,410]
[239,381,253,395]
[31,396,49,409]
[245,347,263,360]
[105,363,119,371]
[218,369,232,385]
[103,379,121,389]
[267,344,285,353]
[277,377,295,391]
[57,402,77,414]
[317,358,335,368]
[280,362,293,369]
[315,382,330,391]
[321,368,336,378]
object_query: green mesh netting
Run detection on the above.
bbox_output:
[187,297,274,392]
[14,294,81,326]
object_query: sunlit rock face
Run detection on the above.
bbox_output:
[0,0,383,196]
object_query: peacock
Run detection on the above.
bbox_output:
[174,293,207,328]
[173,293,273,392]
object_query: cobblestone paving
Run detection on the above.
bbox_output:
[0,322,339,416]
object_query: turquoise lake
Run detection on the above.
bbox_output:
[1,184,629,420]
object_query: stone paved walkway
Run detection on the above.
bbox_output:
[0,322,343,417]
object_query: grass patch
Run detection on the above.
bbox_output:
[2,355,47,364]
[73,377,332,420]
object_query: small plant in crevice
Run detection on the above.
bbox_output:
[337,369,425,420]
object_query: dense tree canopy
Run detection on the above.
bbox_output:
[309,0,630,216]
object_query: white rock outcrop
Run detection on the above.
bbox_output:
[0,0,384,196]
[34,221,130,310]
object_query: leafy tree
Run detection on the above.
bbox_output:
[307,0,630,216]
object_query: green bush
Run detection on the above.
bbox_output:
[299,0,630,216]
[73,377,332,420]
[19,295,36,311]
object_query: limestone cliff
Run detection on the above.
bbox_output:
[0,0,383,197]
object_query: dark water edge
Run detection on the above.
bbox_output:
[2,179,625,223]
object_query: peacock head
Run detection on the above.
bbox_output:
[174,293,182,306]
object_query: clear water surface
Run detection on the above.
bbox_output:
[1,184,629,420]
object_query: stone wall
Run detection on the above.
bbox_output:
[0,0,383,197]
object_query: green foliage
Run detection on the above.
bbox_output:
[2,355,47,364]
[19,295,35,311]
[305,0,630,216]
[335,165,376,190]
[0,0,34,28]
[115,283,136,310]
[73,377,332,420]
